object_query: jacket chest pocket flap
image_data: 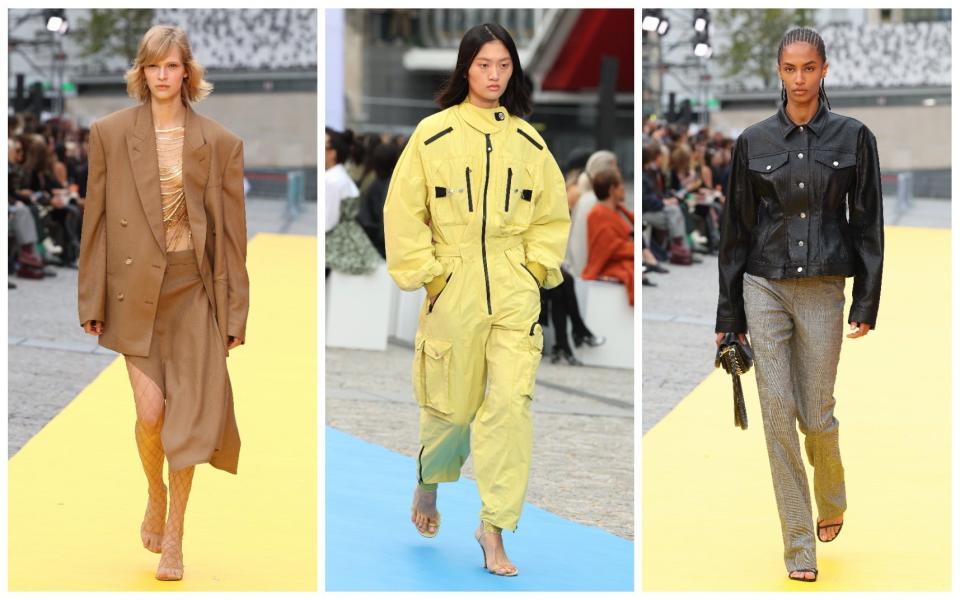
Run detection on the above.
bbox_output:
[748,152,789,174]
[503,162,536,227]
[814,149,856,170]
[428,159,471,226]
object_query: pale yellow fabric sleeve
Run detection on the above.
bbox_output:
[523,149,571,289]
[383,126,443,291]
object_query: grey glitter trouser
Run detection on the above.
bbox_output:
[743,272,847,572]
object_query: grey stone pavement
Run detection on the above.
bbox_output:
[7,197,317,458]
[325,339,635,540]
[642,196,950,435]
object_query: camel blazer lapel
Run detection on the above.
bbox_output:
[125,103,165,253]
[126,103,211,265]
[183,105,210,268]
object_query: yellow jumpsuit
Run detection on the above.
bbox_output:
[384,98,570,531]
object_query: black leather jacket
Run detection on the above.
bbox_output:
[716,101,884,333]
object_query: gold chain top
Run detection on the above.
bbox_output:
[155,126,193,251]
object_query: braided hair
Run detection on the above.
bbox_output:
[777,27,831,110]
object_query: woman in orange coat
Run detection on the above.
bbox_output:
[582,166,634,305]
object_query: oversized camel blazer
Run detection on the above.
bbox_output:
[77,101,249,357]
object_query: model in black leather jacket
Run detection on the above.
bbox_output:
[715,99,884,333]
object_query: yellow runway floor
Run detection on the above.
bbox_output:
[9,234,317,591]
[643,226,951,591]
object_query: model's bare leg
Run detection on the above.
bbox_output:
[817,513,844,541]
[410,484,439,535]
[475,522,518,576]
[157,464,194,581]
[126,361,167,554]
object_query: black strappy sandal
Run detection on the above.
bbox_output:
[817,519,844,543]
[788,568,818,582]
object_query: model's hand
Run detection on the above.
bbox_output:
[715,332,747,348]
[847,322,871,339]
[227,336,243,350]
[82,320,103,335]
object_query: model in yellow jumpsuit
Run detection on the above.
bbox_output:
[384,97,570,538]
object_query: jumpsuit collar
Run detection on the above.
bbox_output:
[777,98,830,138]
[457,97,510,135]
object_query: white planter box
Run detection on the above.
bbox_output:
[325,262,392,351]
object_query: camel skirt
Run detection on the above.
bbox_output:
[124,249,241,474]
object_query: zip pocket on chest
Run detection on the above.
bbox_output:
[465,167,473,212]
[505,167,513,212]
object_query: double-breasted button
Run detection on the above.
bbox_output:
[797,267,803,272]
[798,182,805,189]
[833,160,839,166]
[798,152,804,159]
[120,218,128,227]
[124,257,133,265]
[766,165,772,170]
[798,241,804,247]
[800,212,807,218]
[117,292,125,301]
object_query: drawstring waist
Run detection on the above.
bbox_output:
[434,235,523,258]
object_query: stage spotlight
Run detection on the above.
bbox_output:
[642,9,663,33]
[694,9,709,33]
[44,10,68,34]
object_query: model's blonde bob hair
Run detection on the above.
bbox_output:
[125,25,212,103]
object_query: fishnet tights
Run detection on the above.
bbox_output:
[126,360,195,580]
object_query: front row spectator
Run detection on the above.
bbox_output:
[641,141,692,265]
[357,141,401,259]
[582,167,634,306]
[8,139,45,279]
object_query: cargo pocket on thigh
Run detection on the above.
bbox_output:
[518,323,544,399]
[413,335,454,417]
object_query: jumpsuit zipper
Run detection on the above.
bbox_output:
[481,134,492,315]
[417,445,426,483]
[465,167,473,212]
[504,167,512,212]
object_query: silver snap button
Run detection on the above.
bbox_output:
[798,241,804,247]
[117,292,125,301]
[799,182,805,189]
[797,267,803,272]
[125,257,133,265]
[766,165,771,170]
[800,212,806,218]
[833,161,839,167]
[120,218,128,226]
[799,126,804,132]
[798,153,804,159]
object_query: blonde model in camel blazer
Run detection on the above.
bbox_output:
[76,25,249,582]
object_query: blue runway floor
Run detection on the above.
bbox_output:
[325,426,634,591]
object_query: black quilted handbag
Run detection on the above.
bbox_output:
[714,333,754,430]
